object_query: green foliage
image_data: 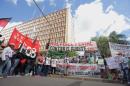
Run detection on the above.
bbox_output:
[65,51,78,57]
[97,36,110,58]
[48,50,65,59]
[91,36,110,58]
[47,50,78,59]
[91,31,128,58]
[109,31,127,44]
[109,31,119,43]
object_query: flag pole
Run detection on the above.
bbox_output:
[32,0,51,56]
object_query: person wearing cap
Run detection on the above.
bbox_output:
[0,43,15,77]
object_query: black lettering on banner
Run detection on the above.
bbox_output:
[63,47,65,51]
[31,48,36,58]
[71,47,75,51]
[58,47,60,51]
[26,47,31,57]
[50,46,54,50]
[60,47,62,51]
[61,47,63,51]
[24,46,36,59]
[66,47,69,51]
[20,46,26,54]
[54,47,57,51]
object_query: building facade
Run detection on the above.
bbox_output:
[1,8,74,51]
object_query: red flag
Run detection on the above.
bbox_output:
[23,36,33,49]
[9,28,25,49]
[0,18,11,31]
[19,35,36,59]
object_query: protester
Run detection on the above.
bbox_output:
[128,57,130,85]
[44,57,51,76]
[64,57,69,76]
[36,53,45,76]
[19,57,27,75]
[9,52,21,75]
[51,59,57,74]
[25,57,36,76]
[0,44,15,77]
[119,54,130,84]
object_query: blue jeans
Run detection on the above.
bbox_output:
[10,59,20,75]
[127,69,130,83]
[122,68,129,82]
[0,61,6,76]
[0,59,11,76]
[36,64,43,75]
[44,65,49,76]
[25,64,35,75]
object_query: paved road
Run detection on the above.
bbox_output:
[0,76,124,86]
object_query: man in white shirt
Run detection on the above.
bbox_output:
[44,57,51,76]
[0,44,14,77]
[51,59,57,74]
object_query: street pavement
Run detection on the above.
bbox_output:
[0,76,124,86]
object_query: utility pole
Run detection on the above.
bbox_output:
[32,0,51,56]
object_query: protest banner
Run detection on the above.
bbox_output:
[98,59,104,65]
[49,41,98,51]
[56,63,99,76]
[109,42,130,57]
[105,57,120,69]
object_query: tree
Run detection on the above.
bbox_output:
[91,36,110,58]
[98,36,110,58]
[109,31,119,43]
[109,31,128,44]
[91,31,127,58]
[65,51,78,57]
[117,34,128,44]
[91,37,98,42]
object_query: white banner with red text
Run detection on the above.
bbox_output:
[56,63,100,76]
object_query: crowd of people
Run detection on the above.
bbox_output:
[0,44,58,78]
[101,53,130,84]
[1,43,130,85]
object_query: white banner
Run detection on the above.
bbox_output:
[49,41,98,51]
[56,63,100,76]
[109,42,130,57]
[105,57,120,69]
